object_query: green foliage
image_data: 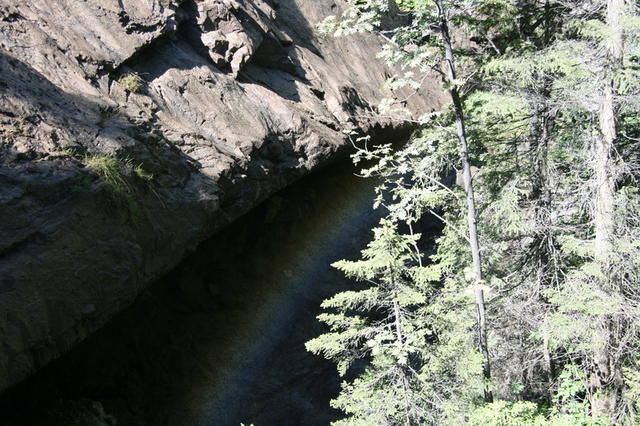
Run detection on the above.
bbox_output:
[467,401,547,425]
[395,0,415,11]
[132,163,153,182]
[309,0,640,424]
[85,155,153,194]
[117,73,144,93]
[467,391,608,426]
[96,104,120,122]
[623,361,640,424]
[395,0,430,11]
[84,154,152,222]
[85,155,131,194]
[307,221,434,422]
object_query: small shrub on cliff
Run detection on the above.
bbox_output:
[117,73,144,94]
[96,104,120,122]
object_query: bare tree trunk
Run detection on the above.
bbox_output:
[435,0,492,403]
[393,300,404,345]
[595,0,622,265]
[591,0,624,417]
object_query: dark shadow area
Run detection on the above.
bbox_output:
[236,0,320,101]
[119,0,227,81]
[269,0,324,58]
[0,158,387,426]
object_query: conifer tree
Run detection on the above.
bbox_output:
[308,0,640,423]
[461,1,640,421]
[591,0,625,415]
[309,1,517,421]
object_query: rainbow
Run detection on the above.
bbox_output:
[170,164,381,425]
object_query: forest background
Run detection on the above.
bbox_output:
[305,0,640,424]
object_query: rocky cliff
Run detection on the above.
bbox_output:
[0,0,443,392]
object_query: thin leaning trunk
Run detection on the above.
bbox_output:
[435,0,492,402]
[393,299,404,345]
[591,0,624,417]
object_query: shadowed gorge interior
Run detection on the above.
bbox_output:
[0,159,398,425]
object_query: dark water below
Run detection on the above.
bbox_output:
[1,160,390,426]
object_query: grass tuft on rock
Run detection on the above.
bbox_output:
[84,154,153,223]
[85,155,132,194]
[85,155,152,192]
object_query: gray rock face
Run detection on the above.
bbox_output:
[0,0,444,392]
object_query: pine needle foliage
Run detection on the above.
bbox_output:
[308,0,640,424]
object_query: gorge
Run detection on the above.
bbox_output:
[4,0,639,424]
[0,0,442,409]
[0,159,395,425]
